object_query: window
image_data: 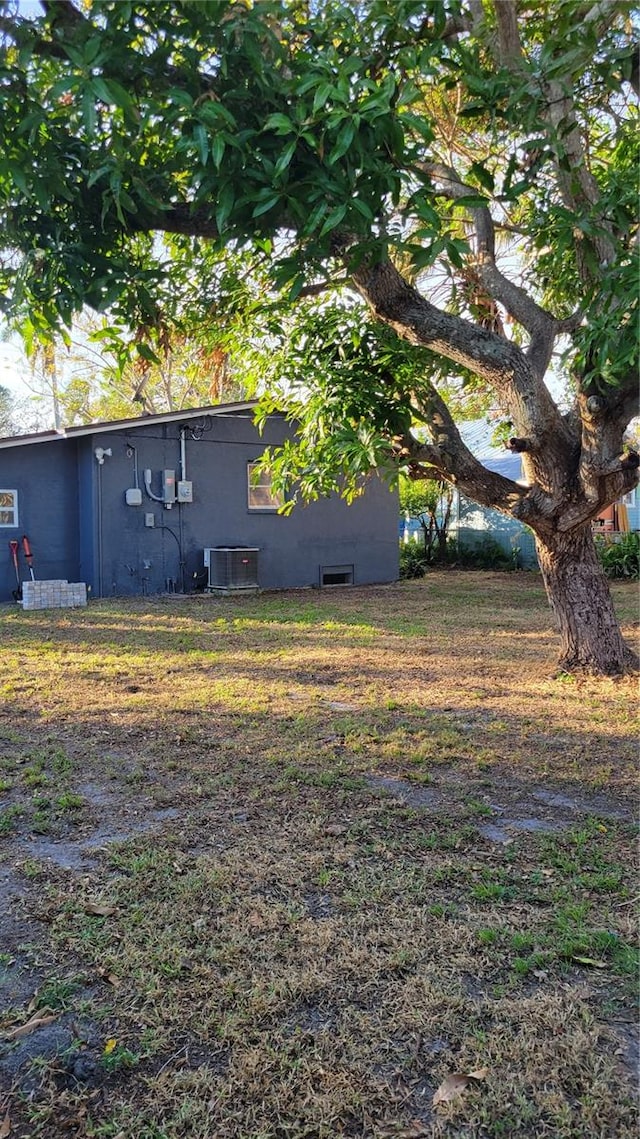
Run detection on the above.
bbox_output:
[247,462,284,511]
[622,487,637,507]
[0,490,18,527]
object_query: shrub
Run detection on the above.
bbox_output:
[594,532,640,579]
[399,544,429,579]
[449,536,515,570]
[399,534,521,576]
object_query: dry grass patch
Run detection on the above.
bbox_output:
[0,573,637,1138]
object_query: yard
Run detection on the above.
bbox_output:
[0,572,638,1138]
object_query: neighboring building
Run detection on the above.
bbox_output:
[0,402,399,604]
[398,423,537,564]
[452,423,639,564]
[592,488,639,534]
[450,422,539,567]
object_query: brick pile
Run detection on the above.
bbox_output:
[22,580,87,610]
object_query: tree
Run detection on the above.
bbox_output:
[0,383,17,436]
[0,0,637,673]
[400,474,454,564]
[23,315,246,426]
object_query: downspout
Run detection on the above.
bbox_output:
[96,460,103,599]
[178,427,187,592]
[94,446,112,598]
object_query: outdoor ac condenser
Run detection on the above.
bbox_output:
[203,547,260,593]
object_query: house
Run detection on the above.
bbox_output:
[0,402,399,604]
[592,489,639,534]
[451,422,539,566]
[453,422,639,564]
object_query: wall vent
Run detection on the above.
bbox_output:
[320,564,354,587]
[204,547,260,593]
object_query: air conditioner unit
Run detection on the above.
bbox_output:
[203,547,260,593]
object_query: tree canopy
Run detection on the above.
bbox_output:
[0,0,638,673]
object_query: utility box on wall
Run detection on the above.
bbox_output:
[204,546,259,593]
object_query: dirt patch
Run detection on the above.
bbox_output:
[364,771,636,845]
[365,774,439,808]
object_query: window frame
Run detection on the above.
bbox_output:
[247,461,284,512]
[0,489,18,528]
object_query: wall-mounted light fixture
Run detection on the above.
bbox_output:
[95,447,112,465]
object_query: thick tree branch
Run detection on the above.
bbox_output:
[346,249,574,466]
[395,425,535,521]
[493,0,526,71]
[144,205,220,239]
[576,375,640,501]
[298,277,349,298]
[488,1,618,280]
[557,463,639,532]
[419,160,564,378]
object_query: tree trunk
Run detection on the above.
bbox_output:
[535,524,637,676]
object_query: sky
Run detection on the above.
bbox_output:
[0,340,31,398]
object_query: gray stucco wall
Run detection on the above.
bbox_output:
[0,412,399,602]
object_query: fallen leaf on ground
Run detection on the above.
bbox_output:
[325,823,348,836]
[570,955,607,968]
[97,967,121,987]
[433,1067,489,1107]
[84,902,119,917]
[0,1108,11,1137]
[3,1008,57,1041]
[377,1124,430,1138]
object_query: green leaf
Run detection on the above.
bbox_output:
[319,203,347,237]
[87,164,113,189]
[288,273,306,300]
[82,89,97,134]
[263,113,295,135]
[274,140,297,178]
[252,192,281,218]
[454,193,490,208]
[351,197,374,223]
[136,342,161,364]
[399,112,434,142]
[194,123,209,165]
[211,134,226,169]
[328,120,356,165]
[469,161,494,193]
[313,83,334,114]
[198,101,236,128]
[301,199,328,235]
[92,77,137,124]
[214,177,234,228]
[8,163,29,195]
[15,112,45,138]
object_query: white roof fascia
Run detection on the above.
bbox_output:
[0,401,259,450]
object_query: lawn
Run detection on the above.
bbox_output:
[0,571,638,1138]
